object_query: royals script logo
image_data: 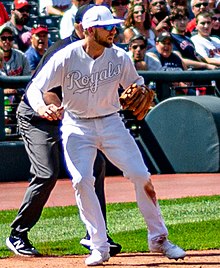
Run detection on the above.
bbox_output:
[66,62,121,94]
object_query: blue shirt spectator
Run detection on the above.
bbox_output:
[25,25,51,72]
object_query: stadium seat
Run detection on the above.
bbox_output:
[36,15,62,31]
[27,15,38,28]
[29,1,39,17]
[2,1,13,15]
[48,29,60,43]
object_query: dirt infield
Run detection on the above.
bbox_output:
[0,250,220,268]
[1,174,220,267]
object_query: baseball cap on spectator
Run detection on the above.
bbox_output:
[82,5,124,29]
[129,34,148,47]
[112,0,129,4]
[31,25,48,35]
[13,0,31,10]
[156,31,172,42]
[0,25,14,36]
[75,4,95,24]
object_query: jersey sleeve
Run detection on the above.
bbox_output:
[119,53,144,89]
[26,53,63,112]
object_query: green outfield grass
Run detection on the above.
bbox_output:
[0,195,219,258]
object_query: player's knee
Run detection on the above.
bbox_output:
[127,170,151,185]
[35,169,59,181]
[72,176,95,192]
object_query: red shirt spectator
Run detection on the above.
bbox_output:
[0,2,10,26]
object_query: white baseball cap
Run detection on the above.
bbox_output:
[82,5,124,30]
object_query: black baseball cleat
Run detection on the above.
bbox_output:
[80,234,122,257]
[107,235,122,256]
[6,232,40,257]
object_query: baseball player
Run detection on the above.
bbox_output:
[22,5,186,266]
[6,4,121,258]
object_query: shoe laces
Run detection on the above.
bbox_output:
[19,233,35,248]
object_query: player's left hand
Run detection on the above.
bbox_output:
[119,83,155,120]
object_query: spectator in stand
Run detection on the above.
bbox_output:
[0,25,31,83]
[111,0,128,19]
[123,3,156,49]
[145,31,194,96]
[166,0,189,10]
[39,0,72,16]
[216,0,220,10]
[127,34,148,70]
[60,0,90,39]
[191,11,220,66]
[4,0,32,52]
[0,47,6,76]
[25,25,49,73]
[0,24,31,133]
[149,0,171,34]
[211,8,220,37]
[170,6,217,69]
[110,0,128,43]
[186,0,209,36]
[129,0,149,11]
[94,0,112,7]
[145,31,187,70]
[0,1,10,26]
[208,0,216,9]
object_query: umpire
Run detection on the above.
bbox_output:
[6,4,121,257]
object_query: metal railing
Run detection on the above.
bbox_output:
[0,76,30,140]
[0,70,220,140]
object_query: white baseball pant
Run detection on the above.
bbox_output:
[61,112,168,252]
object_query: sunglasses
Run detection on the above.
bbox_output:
[212,17,220,22]
[193,2,208,8]
[95,25,116,31]
[134,10,145,14]
[174,16,188,21]
[0,36,14,41]
[112,1,129,6]
[131,44,146,50]
[18,7,30,13]
[152,1,165,6]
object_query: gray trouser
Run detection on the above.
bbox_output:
[11,100,106,233]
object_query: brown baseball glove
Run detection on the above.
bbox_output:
[119,83,155,120]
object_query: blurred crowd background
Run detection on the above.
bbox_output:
[1,0,220,136]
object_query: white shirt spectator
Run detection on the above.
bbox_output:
[59,4,77,39]
[39,0,71,16]
[191,34,220,59]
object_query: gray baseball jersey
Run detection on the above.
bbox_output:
[26,39,144,118]
[3,48,31,76]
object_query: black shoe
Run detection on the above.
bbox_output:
[107,235,122,256]
[80,234,122,257]
[6,232,40,256]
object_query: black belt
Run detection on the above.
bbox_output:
[84,113,116,119]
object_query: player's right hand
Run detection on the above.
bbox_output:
[37,104,64,121]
